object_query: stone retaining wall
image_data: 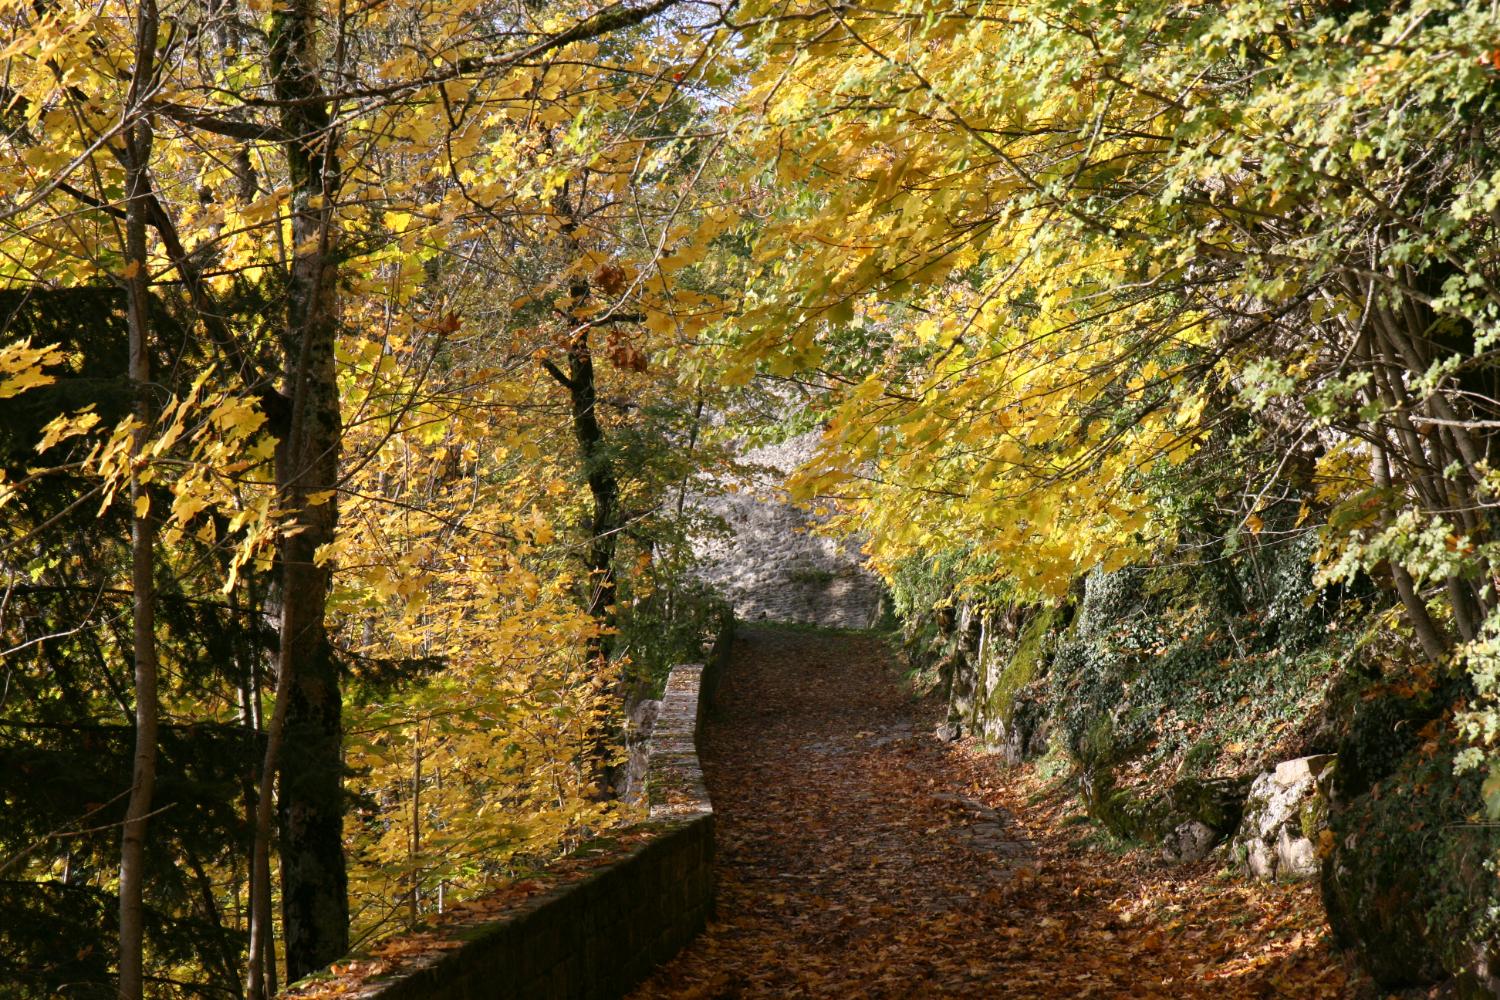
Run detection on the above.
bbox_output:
[690,430,884,630]
[342,654,722,1000]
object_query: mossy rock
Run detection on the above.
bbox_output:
[1082,777,1157,842]
[985,607,1057,724]
[1298,792,1328,842]
[1165,774,1250,835]
[979,606,1062,762]
[1322,717,1498,990]
[1077,766,1246,846]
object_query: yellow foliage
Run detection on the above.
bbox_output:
[723,0,1218,597]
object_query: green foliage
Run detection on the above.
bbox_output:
[1056,542,1363,781]
[886,549,1011,690]
[0,725,257,998]
[901,529,1374,838]
[0,285,269,997]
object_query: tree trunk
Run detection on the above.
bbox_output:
[567,329,622,655]
[247,0,349,987]
[540,169,628,794]
[409,734,421,926]
[237,591,276,999]
[117,4,159,996]
[554,328,626,797]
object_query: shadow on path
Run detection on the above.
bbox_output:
[631,625,1355,1000]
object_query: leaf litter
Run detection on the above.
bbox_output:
[630,625,1361,999]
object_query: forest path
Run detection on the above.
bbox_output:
[629,625,1353,1000]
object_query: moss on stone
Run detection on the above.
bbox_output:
[986,606,1057,726]
[1298,791,1328,842]
[1324,714,1498,988]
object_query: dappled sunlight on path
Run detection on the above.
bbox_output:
[629,626,1354,1000]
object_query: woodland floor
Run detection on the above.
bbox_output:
[629,624,1361,1000]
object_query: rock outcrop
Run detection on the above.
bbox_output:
[1232,754,1335,881]
[1161,820,1219,863]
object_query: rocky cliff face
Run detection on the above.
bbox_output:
[689,431,883,631]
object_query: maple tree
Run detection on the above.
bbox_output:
[0,0,734,993]
[720,0,1500,804]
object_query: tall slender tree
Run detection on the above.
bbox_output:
[116,2,161,996]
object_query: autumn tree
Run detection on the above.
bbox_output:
[117,2,163,996]
[684,8,1500,978]
[719,0,1500,701]
[0,0,730,992]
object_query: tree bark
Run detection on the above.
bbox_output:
[566,330,622,654]
[117,3,159,996]
[246,0,349,988]
[544,324,625,797]
[541,169,628,795]
[237,587,277,999]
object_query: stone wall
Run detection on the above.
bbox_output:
[691,430,884,630]
[331,657,721,1000]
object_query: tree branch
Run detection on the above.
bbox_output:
[540,357,575,390]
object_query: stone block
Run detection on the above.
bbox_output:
[1233,754,1337,880]
[1161,820,1220,863]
